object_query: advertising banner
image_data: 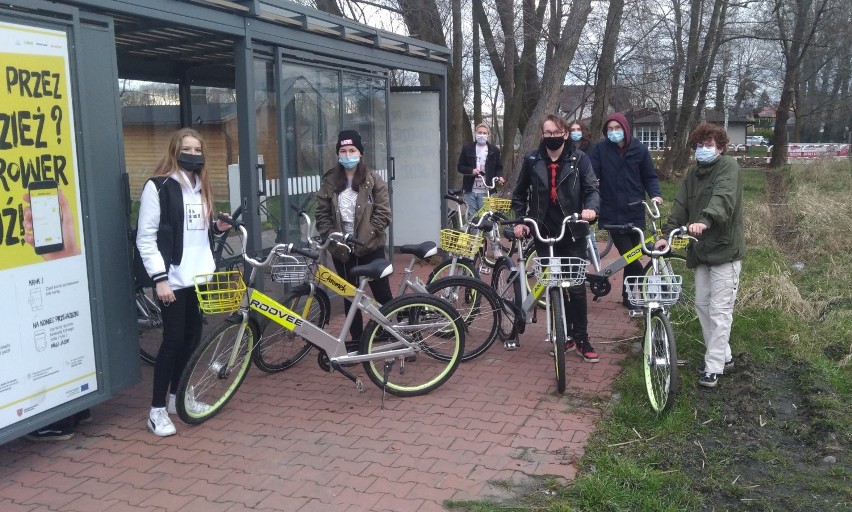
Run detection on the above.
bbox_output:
[0,21,97,430]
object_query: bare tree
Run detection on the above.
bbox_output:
[590,0,625,137]
[659,0,729,177]
[769,0,832,167]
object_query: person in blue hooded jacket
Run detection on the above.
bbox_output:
[587,113,663,310]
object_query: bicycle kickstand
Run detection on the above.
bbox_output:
[380,360,394,410]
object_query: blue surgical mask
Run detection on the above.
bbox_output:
[695,147,718,164]
[607,130,625,144]
[475,134,488,145]
[338,156,360,169]
[570,131,582,141]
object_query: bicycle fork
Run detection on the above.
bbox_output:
[210,311,249,379]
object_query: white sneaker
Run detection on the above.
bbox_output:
[147,408,176,437]
[167,394,177,415]
[185,386,211,415]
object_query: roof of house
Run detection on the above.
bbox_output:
[631,107,753,126]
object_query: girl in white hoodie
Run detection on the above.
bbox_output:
[136,128,230,437]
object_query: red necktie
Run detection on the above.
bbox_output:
[548,162,559,203]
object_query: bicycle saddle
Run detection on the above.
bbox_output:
[350,259,394,280]
[399,242,438,259]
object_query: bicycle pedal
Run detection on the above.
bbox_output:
[503,340,520,351]
[628,309,644,318]
[479,266,491,275]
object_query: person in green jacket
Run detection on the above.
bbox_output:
[656,123,744,388]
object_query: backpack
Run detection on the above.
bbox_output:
[131,177,170,289]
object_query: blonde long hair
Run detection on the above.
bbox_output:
[153,128,215,221]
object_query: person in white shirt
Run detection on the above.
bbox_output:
[136,128,230,437]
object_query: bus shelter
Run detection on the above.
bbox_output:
[0,0,448,443]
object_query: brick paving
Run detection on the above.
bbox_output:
[0,252,639,511]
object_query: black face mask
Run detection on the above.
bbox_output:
[542,136,565,151]
[178,152,204,173]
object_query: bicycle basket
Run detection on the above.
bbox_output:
[271,252,309,284]
[194,271,246,314]
[531,256,588,286]
[670,237,690,250]
[439,229,483,258]
[624,274,682,307]
[477,197,513,217]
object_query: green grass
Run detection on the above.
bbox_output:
[448,164,852,511]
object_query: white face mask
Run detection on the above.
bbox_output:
[695,146,718,163]
[475,134,488,145]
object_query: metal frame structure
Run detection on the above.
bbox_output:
[0,0,448,443]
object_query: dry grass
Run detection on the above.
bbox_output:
[786,161,852,256]
[743,201,776,248]
[739,162,851,323]
[737,263,818,320]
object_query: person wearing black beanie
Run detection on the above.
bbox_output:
[316,130,393,345]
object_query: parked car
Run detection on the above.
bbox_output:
[746,135,768,146]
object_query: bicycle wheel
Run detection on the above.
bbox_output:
[251,286,329,373]
[644,255,695,326]
[549,288,567,394]
[176,316,257,424]
[491,258,521,340]
[644,310,679,413]
[427,257,478,283]
[427,276,500,362]
[360,294,464,396]
[136,287,162,365]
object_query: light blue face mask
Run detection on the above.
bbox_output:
[607,130,625,144]
[475,134,488,145]
[695,146,718,163]
[339,155,360,169]
[570,131,583,141]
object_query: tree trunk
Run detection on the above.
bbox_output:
[509,0,593,185]
[590,0,624,137]
[770,0,830,168]
[662,0,727,177]
[473,18,482,125]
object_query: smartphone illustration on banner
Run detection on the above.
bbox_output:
[28,180,65,255]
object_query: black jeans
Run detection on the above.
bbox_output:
[534,238,588,342]
[332,247,394,340]
[610,229,644,304]
[152,286,202,408]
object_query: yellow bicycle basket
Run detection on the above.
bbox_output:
[670,238,690,250]
[439,229,483,258]
[477,197,513,217]
[194,271,247,314]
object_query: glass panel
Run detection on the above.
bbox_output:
[189,85,237,213]
[341,73,388,179]
[280,63,340,237]
[253,59,281,243]
[120,80,180,220]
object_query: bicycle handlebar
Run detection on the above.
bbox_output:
[444,193,465,205]
[218,214,357,269]
[630,225,694,258]
[483,176,503,190]
[503,215,589,244]
[627,199,661,220]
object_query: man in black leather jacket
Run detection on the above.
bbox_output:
[511,114,601,362]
